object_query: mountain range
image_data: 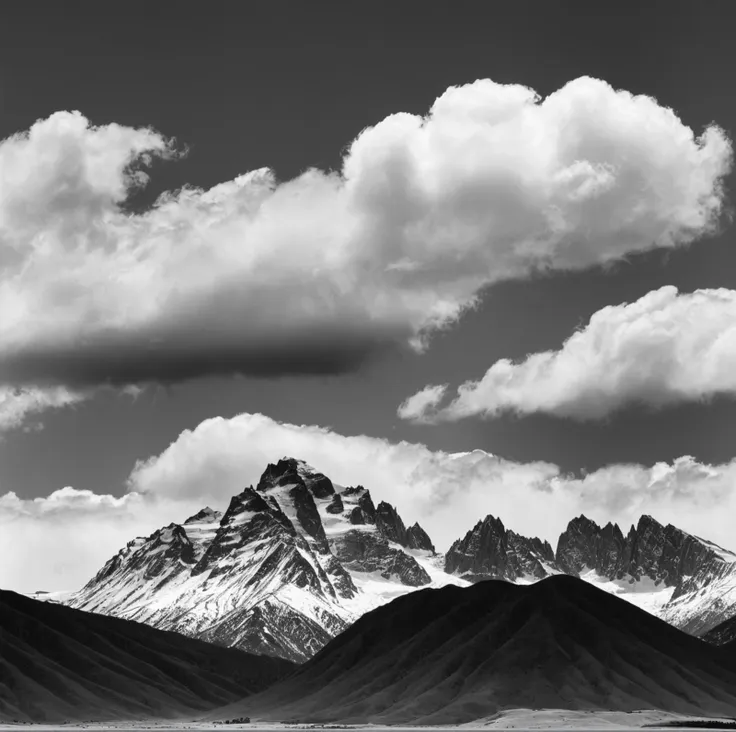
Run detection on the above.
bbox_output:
[447,511,736,635]
[63,457,736,662]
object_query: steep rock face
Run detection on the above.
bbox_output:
[375,502,436,553]
[406,522,435,552]
[342,487,376,525]
[553,514,736,636]
[555,514,730,590]
[331,528,430,586]
[624,516,727,595]
[375,501,406,543]
[556,515,626,577]
[444,515,557,583]
[444,511,736,636]
[183,507,223,561]
[255,458,357,600]
[315,485,431,587]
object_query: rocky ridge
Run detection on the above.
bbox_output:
[445,514,556,583]
[446,511,736,636]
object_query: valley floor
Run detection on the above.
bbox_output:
[1,709,733,730]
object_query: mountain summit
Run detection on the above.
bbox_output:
[70,457,451,662]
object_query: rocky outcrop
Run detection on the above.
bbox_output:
[552,513,736,636]
[331,528,430,586]
[556,515,627,577]
[555,514,731,596]
[445,515,556,583]
[324,486,431,586]
[326,494,344,514]
[374,502,435,553]
[375,502,408,545]
[624,515,726,595]
[343,487,377,525]
[406,522,435,552]
[443,511,736,637]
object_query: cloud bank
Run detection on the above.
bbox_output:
[0,487,194,593]
[0,77,730,400]
[399,286,736,422]
[4,412,736,592]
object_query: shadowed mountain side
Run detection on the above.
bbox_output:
[213,576,736,725]
[703,613,736,646]
[0,590,295,723]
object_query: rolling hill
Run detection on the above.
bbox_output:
[214,575,736,725]
[0,589,294,723]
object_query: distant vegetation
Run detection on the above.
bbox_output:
[218,717,251,724]
[645,721,736,729]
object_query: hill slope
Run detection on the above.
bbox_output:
[0,590,294,723]
[216,575,736,725]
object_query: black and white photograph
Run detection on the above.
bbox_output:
[3,1,736,728]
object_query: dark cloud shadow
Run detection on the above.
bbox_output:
[0,324,408,388]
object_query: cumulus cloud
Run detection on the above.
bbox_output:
[399,286,736,422]
[0,77,730,395]
[0,486,203,593]
[4,411,736,591]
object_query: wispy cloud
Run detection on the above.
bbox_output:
[0,386,85,434]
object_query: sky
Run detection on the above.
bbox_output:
[3,1,736,591]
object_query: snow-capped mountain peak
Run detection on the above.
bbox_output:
[68,457,456,662]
